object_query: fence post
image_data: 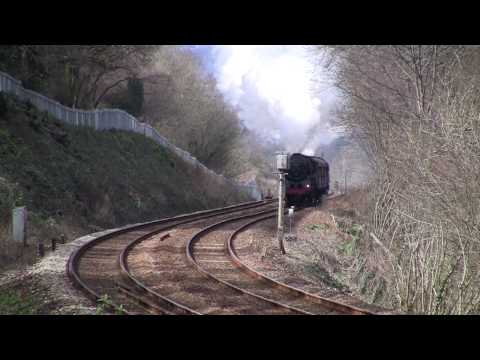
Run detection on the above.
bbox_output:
[38,241,45,257]
[12,207,27,247]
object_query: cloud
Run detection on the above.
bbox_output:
[190,45,339,153]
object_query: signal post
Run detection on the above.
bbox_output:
[275,152,289,255]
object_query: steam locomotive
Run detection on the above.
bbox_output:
[285,153,329,206]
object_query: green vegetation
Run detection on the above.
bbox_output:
[96,294,126,315]
[0,45,275,196]
[107,77,145,117]
[0,92,248,226]
[0,93,250,269]
[303,262,347,291]
[346,223,363,240]
[334,219,363,257]
[0,93,7,116]
[306,223,329,232]
[339,239,355,257]
[0,287,41,315]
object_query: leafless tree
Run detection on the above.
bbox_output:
[54,45,159,109]
[142,46,242,171]
[320,45,480,314]
[0,45,159,109]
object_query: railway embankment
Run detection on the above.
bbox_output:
[0,92,251,275]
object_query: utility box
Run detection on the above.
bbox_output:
[12,206,27,245]
[276,152,290,172]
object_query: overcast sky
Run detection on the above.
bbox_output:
[189,45,339,154]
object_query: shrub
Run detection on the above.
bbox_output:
[0,93,7,117]
[0,178,22,220]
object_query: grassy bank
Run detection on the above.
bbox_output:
[0,93,251,271]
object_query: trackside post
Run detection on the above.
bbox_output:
[275,152,290,255]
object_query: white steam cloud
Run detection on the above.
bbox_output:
[191,45,339,154]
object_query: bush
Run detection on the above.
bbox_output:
[0,178,22,220]
[0,93,7,117]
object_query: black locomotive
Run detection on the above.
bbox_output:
[285,153,329,206]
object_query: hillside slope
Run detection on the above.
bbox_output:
[0,93,251,270]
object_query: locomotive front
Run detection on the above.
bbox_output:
[285,153,329,206]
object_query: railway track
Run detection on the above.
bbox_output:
[67,199,275,314]
[121,204,296,314]
[226,214,372,315]
[68,197,375,315]
[184,208,371,314]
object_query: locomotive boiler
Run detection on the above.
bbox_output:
[285,153,329,206]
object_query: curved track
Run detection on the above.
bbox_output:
[226,214,373,315]
[67,200,275,314]
[122,205,298,314]
[69,197,375,315]
[186,211,372,314]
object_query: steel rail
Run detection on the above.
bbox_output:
[186,209,314,314]
[119,202,277,315]
[67,199,274,313]
[226,213,375,315]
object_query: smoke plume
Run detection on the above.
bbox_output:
[189,45,339,154]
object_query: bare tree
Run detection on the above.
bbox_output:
[55,45,159,109]
[0,45,160,109]
[142,46,242,171]
[321,45,480,314]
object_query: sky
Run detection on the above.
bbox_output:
[188,45,340,155]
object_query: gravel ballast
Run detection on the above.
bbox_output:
[234,204,393,314]
[0,228,126,315]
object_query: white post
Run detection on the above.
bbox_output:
[275,152,289,255]
[277,172,286,254]
[12,206,27,246]
[288,207,294,236]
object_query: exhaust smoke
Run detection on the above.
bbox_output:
[189,45,340,154]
